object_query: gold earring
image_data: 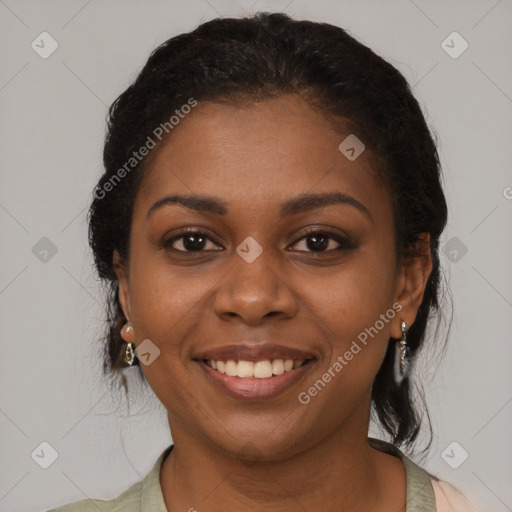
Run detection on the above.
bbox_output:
[121,323,137,366]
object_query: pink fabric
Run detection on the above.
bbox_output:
[432,478,483,512]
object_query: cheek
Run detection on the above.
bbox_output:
[126,253,210,406]
[319,247,396,329]
[128,249,217,350]
[311,248,397,382]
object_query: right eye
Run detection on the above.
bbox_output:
[162,228,223,253]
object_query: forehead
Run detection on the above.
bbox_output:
[134,95,390,220]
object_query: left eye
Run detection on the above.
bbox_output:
[289,231,348,252]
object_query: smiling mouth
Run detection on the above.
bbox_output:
[203,358,310,379]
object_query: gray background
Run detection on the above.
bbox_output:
[0,0,511,511]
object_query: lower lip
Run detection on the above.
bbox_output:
[196,360,314,401]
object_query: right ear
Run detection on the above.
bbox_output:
[113,249,132,322]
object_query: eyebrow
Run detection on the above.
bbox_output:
[146,192,372,220]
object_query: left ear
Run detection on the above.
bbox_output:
[390,233,433,339]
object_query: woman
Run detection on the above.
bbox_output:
[50,12,478,512]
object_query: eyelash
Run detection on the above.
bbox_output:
[162,227,354,254]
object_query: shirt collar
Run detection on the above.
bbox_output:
[141,440,436,512]
[140,444,174,511]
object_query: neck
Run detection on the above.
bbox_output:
[159,417,406,512]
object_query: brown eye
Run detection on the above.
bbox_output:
[289,229,354,253]
[163,229,222,252]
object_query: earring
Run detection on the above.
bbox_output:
[124,341,136,366]
[393,321,410,385]
[121,323,138,367]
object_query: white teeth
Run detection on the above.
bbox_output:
[254,360,273,379]
[224,360,238,377]
[271,359,284,375]
[237,360,254,378]
[206,358,306,378]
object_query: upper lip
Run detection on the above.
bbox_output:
[193,343,316,362]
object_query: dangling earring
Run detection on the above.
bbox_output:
[121,323,137,367]
[393,321,410,385]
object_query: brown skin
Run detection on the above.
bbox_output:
[113,94,432,512]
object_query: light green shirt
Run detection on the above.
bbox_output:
[48,438,437,511]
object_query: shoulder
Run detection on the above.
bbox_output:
[47,480,142,512]
[431,478,482,512]
[368,438,483,512]
[47,444,173,512]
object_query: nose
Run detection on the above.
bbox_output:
[213,252,298,326]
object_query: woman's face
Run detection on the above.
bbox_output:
[115,94,430,459]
